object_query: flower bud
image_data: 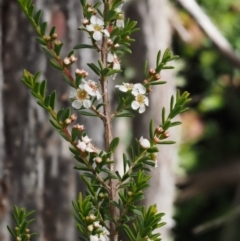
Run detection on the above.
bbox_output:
[163,131,170,138]
[54,40,62,46]
[25,229,30,233]
[147,87,152,93]
[69,55,77,63]
[149,68,156,75]
[143,79,149,84]
[70,114,77,121]
[94,157,102,164]
[73,124,85,131]
[65,118,72,124]
[114,43,119,48]
[51,33,58,39]
[93,221,100,228]
[125,36,130,40]
[89,214,96,220]
[81,18,89,25]
[153,136,160,143]
[75,69,89,77]
[88,225,94,232]
[63,57,71,65]
[16,237,22,241]
[107,39,113,46]
[155,126,163,134]
[128,191,133,196]
[154,73,161,80]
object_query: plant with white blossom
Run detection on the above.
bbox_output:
[8,0,191,241]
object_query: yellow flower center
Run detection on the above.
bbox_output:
[77,89,88,100]
[136,94,145,104]
[93,24,103,32]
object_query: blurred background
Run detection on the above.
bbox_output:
[0,0,240,241]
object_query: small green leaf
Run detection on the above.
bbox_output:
[156,50,161,66]
[158,141,176,145]
[34,10,42,25]
[106,9,117,22]
[74,44,96,49]
[39,80,46,97]
[49,119,61,130]
[147,146,159,153]
[150,81,167,85]
[36,100,49,111]
[170,121,182,127]
[161,107,165,124]
[49,26,56,36]
[35,37,46,45]
[7,226,16,238]
[40,22,47,35]
[87,63,100,75]
[79,111,98,117]
[42,46,55,58]
[49,90,56,110]
[115,112,135,118]
[109,137,119,152]
[50,59,63,70]
[149,119,154,139]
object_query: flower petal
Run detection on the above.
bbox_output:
[117,85,128,92]
[139,105,146,113]
[131,101,139,110]
[86,24,94,32]
[90,15,97,24]
[139,136,150,149]
[72,100,82,109]
[83,99,92,109]
[102,29,110,37]
[90,235,99,241]
[69,89,77,98]
[107,53,114,62]
[96,17,104,26]
[77,141,86,152]
[93,31,102,40]
[144,97,149,106]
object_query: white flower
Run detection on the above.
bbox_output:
[131,83,148,113]
[86,16,110,41]
[115,82,134,92]
[83,79,101,100]
[99,227,109,241]
[132,83,146,95]
[107,53,121,70]
[90,235,99,241]
[77,135,96,153]
[139,136,150,149]
[69,85,92,109]
[116,4,125,28]
[107,53,121,80]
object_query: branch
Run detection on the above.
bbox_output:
[176,0,240,68]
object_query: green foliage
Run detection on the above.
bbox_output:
[7,206,37,241]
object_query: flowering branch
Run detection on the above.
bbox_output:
[8,1,191,241]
